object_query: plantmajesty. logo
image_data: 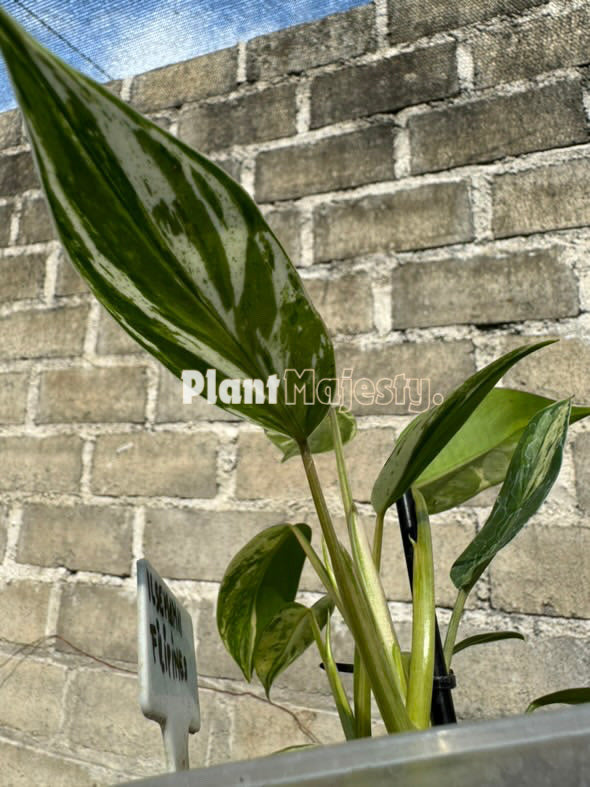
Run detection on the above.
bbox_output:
[182,369,443,413]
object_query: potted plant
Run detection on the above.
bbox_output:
[1,8,589,784]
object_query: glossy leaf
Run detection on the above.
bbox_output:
[217,524,311,681]
[266,410,357,462]
[371,342,555,515]
[451,398,571,592]
[254,596,333,697]
[0,10,334,441]
[453,631,525,655]
[526,688,590,713]
[416,389,590,514]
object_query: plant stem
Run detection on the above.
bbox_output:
[373,510,385,570]
[310,614,356,740]
[328,408,407,702]
[406,489,435,729]
[299,439,413,733]
[443,588,468,668]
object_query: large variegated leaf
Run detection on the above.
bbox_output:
[217,524,311,681]
[451,399,571,592]
[254,596,333,696]
[371,341,554,515]
[415,389,590,514]
[0,10,333,440]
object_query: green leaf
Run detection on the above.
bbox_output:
[453,631,525,655]
[254,596,333,697]
[451,398,572,592]
[217,524,311,681]
[0,10,334,441]
[266,410,357,462]
[371,342,555,515]
[526,688,590,713]
[415,389,590,514]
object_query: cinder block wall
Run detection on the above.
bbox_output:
[1,0,590,782]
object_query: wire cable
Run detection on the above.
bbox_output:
[8,0,114,80]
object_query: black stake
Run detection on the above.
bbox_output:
[396,490,457,726]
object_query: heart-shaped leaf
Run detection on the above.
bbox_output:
[450,398,572,592]
[371,341,555,514]
[0,10,334,441]
[526,688,590,713]
[415,389,590,513]
[217,524,311,680]
[453,631,525,656]
[266,409,357,462]
[254,596,333,696]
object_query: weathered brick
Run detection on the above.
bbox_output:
[0,306,88,359]
[236,426,399,503]
[130,46,238,111]
[37,366,148,423]
[246,4,375,81]
[0,109,22,149]
[0,202,12,246]
[498,336,590,403]
[392,249,578,328]
[16,197,55,244]
[147,112,173,133]
[310,42,458,128]
[0,371,28,424]
[335,340,475,415]
[210,154,241,183]
[92,432,217,498]
[0,151,38,196]
[66,671,229,769]
[389,0,547,43]
[0,436,82,493]
[453,618,590,719]
[255,125,395,202]
[66,669,161,764]
[0,659,67,737]
[261,206,301,265]
[0,251,45,301]
[0,580,51,643]
[178,84,297,153]
[472,8,590,88]
[17,504,133,575]
[157,367,238,423]
[303,272,374,334]
[574,434,590,513]
[58,584,136,663]
[55,253,90,296]
[0,741,101,787]
[314,181,473,261]
[187,593,243,681]
[409,81,588,174]
[491,524,590,617]
[144,508,282,581]
[96,308,145,355]
[492,158,590,239]
[104,78,123,98]
[230,693,341,760]
[0,506,7,561]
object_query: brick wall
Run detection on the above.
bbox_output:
[1,0,590,782]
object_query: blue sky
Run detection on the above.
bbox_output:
[0,0,367,111]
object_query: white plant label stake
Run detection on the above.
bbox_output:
[137,558,200,771]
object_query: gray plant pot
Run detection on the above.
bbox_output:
[119,704,590,787]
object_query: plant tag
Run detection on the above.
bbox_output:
[137,558,200,771]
